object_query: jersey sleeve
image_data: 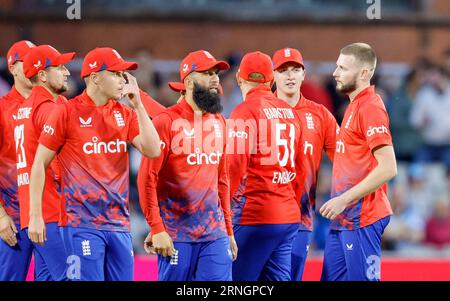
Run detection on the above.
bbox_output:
[127,108,140,143]
[322,106,338,161]
[218,117,232,235]
[33,101,58,133]
[140,89,166,119]
[358,103,393,151]
[137,112,171,234]
[38,103,68,152]
[227,105,256,199]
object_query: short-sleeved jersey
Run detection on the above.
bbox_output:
[331,86,393,230]
[39,90,140,232]
[15,86,64,229]
[0,86,26,226]
[228,85,301,225]
[138,98,232,243]
[282,93,338,231]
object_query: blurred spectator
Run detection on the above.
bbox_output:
[220,67,241,118]
[404,163,436,219]
[383,184,425,251]
[301,75,334,115]
[0,75,10,96]
[425,195,450,248]
[410,64,450,168]
[387,67,423,162]
[133,48,158,95]
[324,75,347,124]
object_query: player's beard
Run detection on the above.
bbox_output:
[337,75,358,94]
[192,82,223,114]
[50,81,68,95]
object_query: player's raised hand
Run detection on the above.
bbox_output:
[122,72,142,109]
[0,213,18,247]
[229,235,238,261]
[28,215,47,246]
[152,231,175,257]
[319,196,347,220]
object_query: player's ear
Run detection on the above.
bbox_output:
[37,69,47,83]
[235,71,242,86]
[90,72,100,85]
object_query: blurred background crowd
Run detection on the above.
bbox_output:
[1,0,449,258]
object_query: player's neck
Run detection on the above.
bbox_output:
[185,92,204,115]
[14,81,32,99]
[86,86,109,106]
[348,82,370,102]
[277,90,300,108]
[36,83,59,100]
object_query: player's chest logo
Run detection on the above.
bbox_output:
[113,110,125,127]
[79,116,93,128]
[344,111,353,129]
[305,112,315,130]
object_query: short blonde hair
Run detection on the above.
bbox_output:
[341,42,377,70]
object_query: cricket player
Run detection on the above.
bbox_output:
[272,48,338,281]
[319,43,396,281]
[138,50,237,281]
[16,44,75,281]
[0,40,35,281]
[29,47,161,281]
[228,51,302,281]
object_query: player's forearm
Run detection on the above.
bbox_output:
[135,103,161,158]
[339,161,397,206]
[29,160,46,218]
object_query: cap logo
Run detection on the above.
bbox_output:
[182,63,189,73]
[34,60,42,69]
[284,48,291,58]
[203,51,214,59]
[89,61,98,69]
[112,49,122,59]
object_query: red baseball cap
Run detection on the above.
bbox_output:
[6,40,36,69]
[272,48,304,70]
[23,45,75,79]
[81,47,138,78]
[168,81,224,96]
[238,51,273,83]
[169,50,230,89]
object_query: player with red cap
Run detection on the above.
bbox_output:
[30,47,161,281]
[14,44,75,281]
[228,51,302,281]
[272,47,338,281]
[319,43,396,281]
[138,50,237,281]
[0,40,36,281]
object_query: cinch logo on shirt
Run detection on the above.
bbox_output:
[228,130,248,139]
[43,124,54,135]
[82,136,127,155]
[366,125,388,137]
[186,148,222,165]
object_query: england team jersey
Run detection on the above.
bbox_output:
[138,98,232,242]
[15,86,65,229]
[0,86,26,226]
[39,90,140,232]
[228,85,302,225]
[330,85,393,230]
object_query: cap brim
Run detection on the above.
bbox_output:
[197,60,230,72]
[168,82,186,92]
[55,52,76,65]
[108,61,139,72]
[273,59,304,71]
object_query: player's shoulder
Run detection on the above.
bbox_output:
[358,93,387,114]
